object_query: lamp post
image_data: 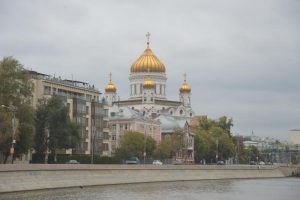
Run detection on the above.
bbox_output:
[143,122,148,164]
[1,105,17,164]
[215,139,219,164]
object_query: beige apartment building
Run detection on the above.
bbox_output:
[28,70,110,156]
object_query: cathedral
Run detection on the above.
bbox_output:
[103,33,195,163]
[104,33,195,119]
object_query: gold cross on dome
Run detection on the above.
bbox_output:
[109,72,112,82]
[184,73,187,82]
[146,32,151,47]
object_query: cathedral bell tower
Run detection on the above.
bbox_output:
[104,73,117,106]
[179,73,191,107]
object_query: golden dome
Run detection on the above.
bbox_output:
[179,73,191,93]
[130,32,165,73]
[143,75,155,89]
[105,73,117,93]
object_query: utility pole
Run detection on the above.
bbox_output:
[216,139,219,163]
[143,124,147,164]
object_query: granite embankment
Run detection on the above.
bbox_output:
[0,164,299,193]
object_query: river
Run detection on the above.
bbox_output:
[1,178,299,200]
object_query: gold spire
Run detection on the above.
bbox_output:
[130,33,165,73]
[143,68,155,89]
[180,73,191,93]
[105,73,117,93]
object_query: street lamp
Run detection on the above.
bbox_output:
[143,124,147,164]
[216,139,219,164]
[1,105,17,164]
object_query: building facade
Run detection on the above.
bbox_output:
[29,70,109,156]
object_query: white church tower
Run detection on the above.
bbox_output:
[179,73,191,107]
[104,73,117,106]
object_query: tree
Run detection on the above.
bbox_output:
[34,96,80,163]
[193,116,235,163]
[194,131,209,163]
[0,57,34,163]
[115,131,156,160]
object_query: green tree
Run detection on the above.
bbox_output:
[245,145,259,162]
[194,131,209,163]
[115,131,156,161]
[34,96,80,162]
[0,57,34,163]
[193,116,235,163]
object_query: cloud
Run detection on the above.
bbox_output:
[0,0,299,140]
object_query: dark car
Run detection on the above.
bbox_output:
[125,157,140,164]
[249,161,256,165]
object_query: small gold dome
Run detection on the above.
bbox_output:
[179,73,191,93]
[105,73,117,93]
[131,48,165,73]
[143,76,155,89]
[180,82,191,93]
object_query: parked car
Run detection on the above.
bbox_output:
[259,161,265,165]
[125,157,140,164]
[65,160,80,164]
[249,161,256,165]
[152,160,163,165]
[217,160,225,165]
[174,159,183,165]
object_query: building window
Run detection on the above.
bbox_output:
[134,85,136,95]
[85,130,89,139]
[86,106,89,114]
[160,85,162,95]
[190,113,193,117]
[180,110,183,115]
[112,135,116,140]
[83,142,88,151]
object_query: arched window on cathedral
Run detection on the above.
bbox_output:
[190,113,193,117]
[180,110,183,115]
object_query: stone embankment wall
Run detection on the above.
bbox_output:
[0,164,299,193]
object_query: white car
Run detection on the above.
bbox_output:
[152,160,163,165]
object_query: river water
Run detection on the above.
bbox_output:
[1,178,299,200]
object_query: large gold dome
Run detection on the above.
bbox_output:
[131,47,165,73]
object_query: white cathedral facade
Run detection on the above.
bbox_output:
[102,34,195,162]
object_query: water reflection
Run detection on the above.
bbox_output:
[1,178,299,200]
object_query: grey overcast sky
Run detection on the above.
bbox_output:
[0,0,299,140]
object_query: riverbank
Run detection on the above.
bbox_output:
[0,164,299,193]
